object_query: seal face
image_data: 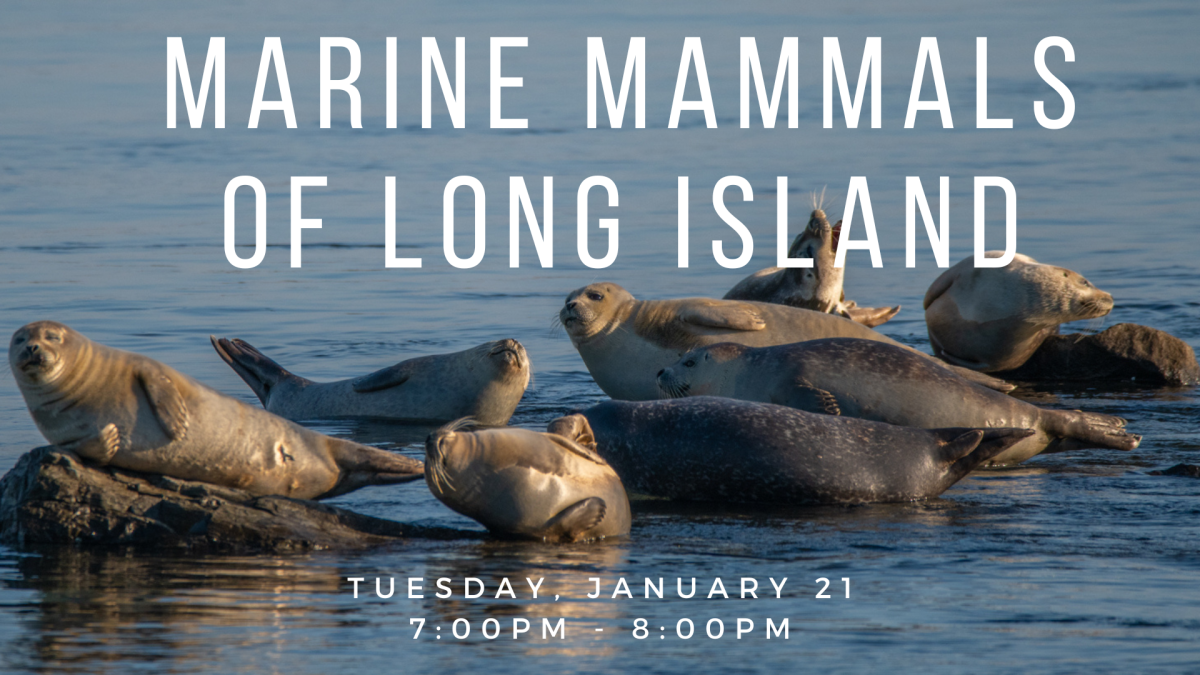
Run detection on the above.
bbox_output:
[547,398,1034,504]
[423,420,631,542]
[211,337,530,425]
[657,339,1141,465]
[924,252,1114,372]
[558,282,1010,400]
[10,321,424,500]
[724,208,900,327]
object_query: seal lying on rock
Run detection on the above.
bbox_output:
[656,339,1141,465]
[423,420,631,542]
[547,398,1034,504]
[9,321,424,500]
[558,282,1011,400]
[212,336,530,425]
[924,252,1114,372]
[724,208,900,327]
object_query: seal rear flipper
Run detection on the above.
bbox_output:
[58,423,121,465]
[323,441,425,498]
[935,428,1037,479]
[535,497,607,543]
[137,366,190,441]
[677,304,766,332]
[210,336,298,405]
[1045,410,1141,452]
[351,360,417,393]
[842,304,901,328]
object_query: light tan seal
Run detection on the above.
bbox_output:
[9,321,424,500]
[724,207,900,327]
[558,282,1012,401]
[656,339,1141,465]
[423,420,631,542]
[924,252,1114,372]
[211,337,530,426]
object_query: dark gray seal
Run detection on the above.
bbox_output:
[546,398,1034,504]
[656,339,1141,465]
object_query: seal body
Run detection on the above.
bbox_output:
[212,337,529,425]
[657,339,1141,465]
[724,208,900,327]
[924,252,1114,372]
[559,282,1010,401]
[10,321,424,500]
[547,398,1034,504]
[424,421,631,542]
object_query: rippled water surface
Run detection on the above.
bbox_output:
[1,1,1198,672]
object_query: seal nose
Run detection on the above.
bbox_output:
[566,300,577,310]
[657,369,664,377]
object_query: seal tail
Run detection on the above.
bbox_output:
[934,427,1037,482]
[210,336,304,406]
[1042,409,1141,453]
[322,439,425,499]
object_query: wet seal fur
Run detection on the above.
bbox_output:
[9,321,424,500]
[724,207,900,327]
[212,337,529,426]
[547,398,1034,504]
[924,252,1114,372]
[558,281,1012,401]
[657,339,1141,465]
[423,419,631,542]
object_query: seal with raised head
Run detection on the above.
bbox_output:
[423,420,631,542]
[558,282,1011,401]
[924,252,1114,372]
[9,321,424,500]
[723,207,900,327]
[656,339,1141,465]
[211,337,530,426]
[547,398,1034,504]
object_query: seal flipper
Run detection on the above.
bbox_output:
[934,427,1037,477]
[942,363,1015,393]
[352,360,417,393]
[1042,409,1141,452]
[138,367,190,441]
[535,497,607,542]
[677,304,766,332]
[779,381,841,416]
[59,423,121,465]
[321,439,425,499]
[842,304,901,328]
[546,414,598,452]
[211,337,303,405]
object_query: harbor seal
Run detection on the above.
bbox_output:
[546,398,1034,504]
[424,420,631,542]
[724,208,900,327]
[558,282,1012,400]
[9,321,424,500]
[211,337,529,426]
[656,339,1141,465]
[924,252,1114,372]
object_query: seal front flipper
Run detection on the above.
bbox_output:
[546,414,599,453]
[211,336,299,405]
[942,364,1015,393]
[778,381,841,416]
[536,497,607,542]
[547,433,608,465]
[138,366,190,441]
[58,423,121,465]
[351,360,417,393]
[677,303,766,332]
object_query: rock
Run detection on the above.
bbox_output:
[1147,464,1200,478]
[994,323,1200,385]
[0,447,479,552]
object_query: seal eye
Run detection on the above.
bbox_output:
[587,292,604,302]
[684,359,696,368]
[47,334,62,343]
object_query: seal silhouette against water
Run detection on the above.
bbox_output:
[10,321,424,500]
[547,398,1034,504]
[656,339,1141,465]
[925,252,1114,372]
[423,419,631,542]
[211,337,529,426]
[724,207,900,327]
[558,282,1011,401]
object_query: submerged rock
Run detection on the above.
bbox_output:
[0,447,477,552]
[995,323,1199,386]
[1147,464,1200,478]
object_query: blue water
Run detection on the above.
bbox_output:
[1,1,1198,672]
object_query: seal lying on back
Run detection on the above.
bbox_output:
[724,208,900,327]
[925,252,1114,372]
[10,321,424,500]
[657,339,1141,465]
[424,420,631,542]
[547,398,1034,504]
[559,282,1011,400]
[211,337,529,426]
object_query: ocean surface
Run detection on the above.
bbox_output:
[1,1,1198,672]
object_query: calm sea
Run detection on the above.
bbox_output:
[1,1,1198,672]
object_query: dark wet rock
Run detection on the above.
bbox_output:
[995,323,1199,385]
[0,447,478,552]
[1147,464,1200,478]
